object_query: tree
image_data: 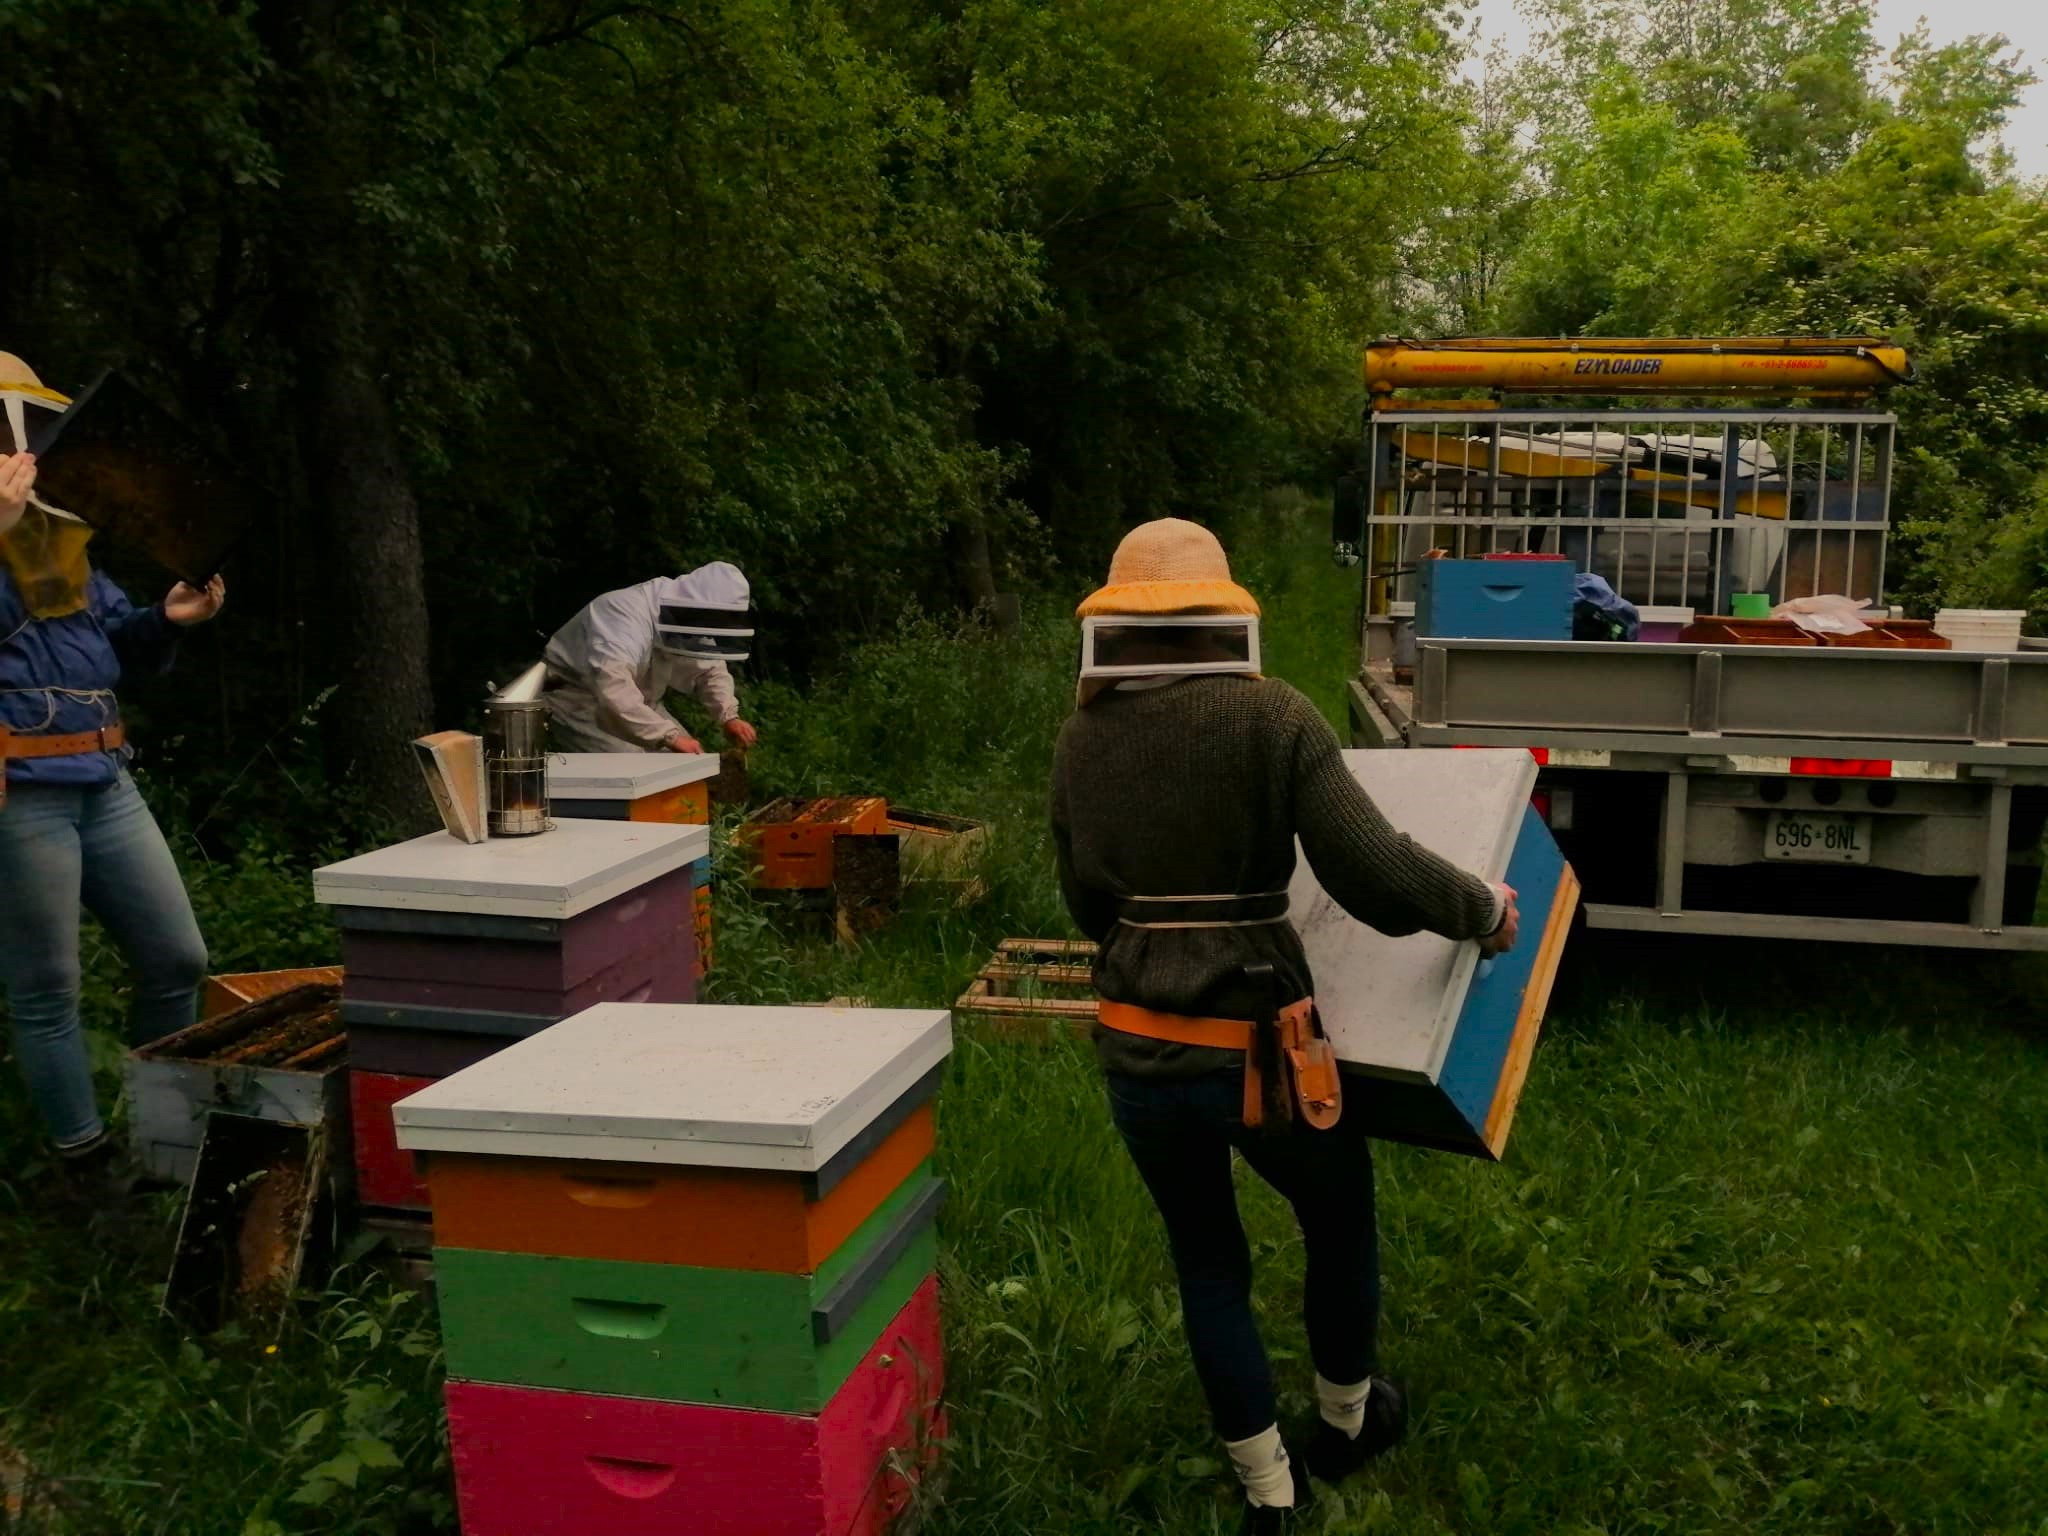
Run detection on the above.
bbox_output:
[1485,0,2048,620]
[1402,47,1537,333]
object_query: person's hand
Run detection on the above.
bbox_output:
[0,452,36,527]
[724,718,758,750]
[1478,883,1520,956]
[664,730,703,754]
[165,575,226,626]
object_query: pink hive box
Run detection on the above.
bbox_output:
[444,1274,944,1536]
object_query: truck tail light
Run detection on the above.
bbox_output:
[1453,745,1550,765]
[1790,757,1891,779]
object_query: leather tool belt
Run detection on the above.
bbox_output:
[0,722,126,810]
[1098,995,1342,1131]
[1097,896,1343,1130]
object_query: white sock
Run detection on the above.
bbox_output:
[1224,1424,1295,1508]
[1316,1373,1373,1441]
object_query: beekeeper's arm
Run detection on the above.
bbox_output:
[677,659,759,747]
[679,659,740,726]
[1049,725,1117,943]
[1292,701,1518,951]
[584,593,689,750]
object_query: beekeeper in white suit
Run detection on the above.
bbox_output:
[542,562,759,754]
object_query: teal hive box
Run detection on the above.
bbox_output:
[1416,557,1575,641]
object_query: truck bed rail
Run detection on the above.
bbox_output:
[1406,640,2048,764]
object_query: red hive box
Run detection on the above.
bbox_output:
[444,1275,944,1536]
[350,1070,435,1210]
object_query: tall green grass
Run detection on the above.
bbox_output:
[1,506,2043,1534]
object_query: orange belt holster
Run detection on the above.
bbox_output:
[1098,989,1343,1132]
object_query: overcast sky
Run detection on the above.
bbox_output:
[1465,0,2048,178]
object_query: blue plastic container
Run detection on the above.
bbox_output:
[1415,558,1575,641]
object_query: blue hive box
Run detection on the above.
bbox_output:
[1416,557,1575,641]
[1288,749,1578,1159]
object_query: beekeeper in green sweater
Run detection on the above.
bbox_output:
[1051,518,1519,1532]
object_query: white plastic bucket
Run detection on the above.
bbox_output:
[1934,608,2026,652]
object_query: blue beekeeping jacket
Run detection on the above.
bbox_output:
[1,567,179,785]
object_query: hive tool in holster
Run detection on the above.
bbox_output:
[1243,962,1343,1132]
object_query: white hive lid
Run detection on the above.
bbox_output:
[392,1003,953,1170]
[1289,749,1535,1082]
[313,819,707,919]
[547,752,722,798]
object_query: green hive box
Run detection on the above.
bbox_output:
[434,1171,941,1414]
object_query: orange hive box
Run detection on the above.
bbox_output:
[739,797,890,890]
[424,1100,934,1273]
[628,779,712,824]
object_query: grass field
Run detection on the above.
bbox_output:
[2,506,2044,1534]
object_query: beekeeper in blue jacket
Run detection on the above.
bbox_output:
[542,562,758,754]
[1,354,226,1177]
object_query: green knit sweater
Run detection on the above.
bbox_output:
[1050,674,1502,1077]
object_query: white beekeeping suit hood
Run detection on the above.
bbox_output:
[655,561,753,662]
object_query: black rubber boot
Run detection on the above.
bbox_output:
[1301,1377,1409,1484]
[1237,1453,1314,1535]
[55,1131,141,1207]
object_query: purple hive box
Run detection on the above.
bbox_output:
[336,868,691,992]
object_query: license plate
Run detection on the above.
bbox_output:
[1764,812,1872,864]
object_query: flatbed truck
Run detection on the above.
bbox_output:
[1335,338,2048,951]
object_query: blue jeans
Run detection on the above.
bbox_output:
[1105,1069,1380,1442]
[0,773,207,1146]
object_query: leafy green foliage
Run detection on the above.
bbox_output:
[2,0,1473,776]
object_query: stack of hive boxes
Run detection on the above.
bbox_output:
[549,752,722,978]
[394,1003,952,1536]
[312,820,708,1214]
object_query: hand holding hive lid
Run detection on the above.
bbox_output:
[0,353,92,617]
[16,367,264,585]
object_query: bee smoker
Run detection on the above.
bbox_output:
[483,662,551,837]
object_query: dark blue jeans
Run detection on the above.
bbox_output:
[1105,1068,1379,1442]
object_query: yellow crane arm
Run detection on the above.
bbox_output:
[1365,337,1912,399]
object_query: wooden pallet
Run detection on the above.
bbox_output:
[954,939,1099,1036]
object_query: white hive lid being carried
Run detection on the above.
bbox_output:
[392,1003,953,1170]
[546,752,722,799]
[1288,748,1538,1082]
[313,819,708,919]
